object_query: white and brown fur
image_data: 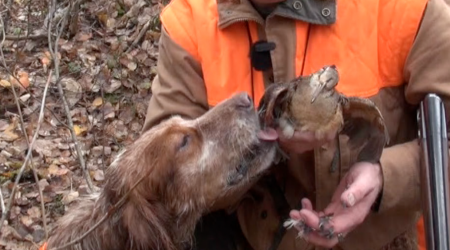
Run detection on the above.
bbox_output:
[45,93,277,250]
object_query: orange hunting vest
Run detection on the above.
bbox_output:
[161,0,428,249]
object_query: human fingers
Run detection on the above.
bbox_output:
[289,198,317,222]
[301,198,314,210]
[300,230,341,248]
[297,208,322,231]
[321,190,379,234]
[295,210,343,248]
[340,164,381,207]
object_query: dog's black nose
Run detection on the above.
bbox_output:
[236,92,253,109]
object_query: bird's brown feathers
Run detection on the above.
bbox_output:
[258,65,389,163]
[340,96,390,162]
[257,83,292,128]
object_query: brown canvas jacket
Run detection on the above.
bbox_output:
[142,0,450,249]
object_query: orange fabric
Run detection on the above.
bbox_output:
[418,216,427,250]
[161,0,427,105]
[160,0,428,246]
[39,242,47,250]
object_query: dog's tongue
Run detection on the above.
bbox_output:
[257,128,278,141]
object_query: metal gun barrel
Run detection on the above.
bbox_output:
[418,93,450,250]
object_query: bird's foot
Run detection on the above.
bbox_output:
[318,214,335,238]
[284,218,314,238]
[318,214,333,230]
[319,226,335,239]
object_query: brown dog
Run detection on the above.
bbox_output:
[41,92,277,250]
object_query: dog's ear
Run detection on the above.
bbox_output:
[122,199,176,250]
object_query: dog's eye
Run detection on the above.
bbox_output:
[178,134,191,151]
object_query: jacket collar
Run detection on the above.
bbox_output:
[217,0,337,29]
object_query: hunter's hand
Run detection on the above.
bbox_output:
[289,161,383,248]
[277,129,337,154]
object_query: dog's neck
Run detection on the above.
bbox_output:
[96,186,205,250]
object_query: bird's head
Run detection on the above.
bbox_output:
[309,65,340,103]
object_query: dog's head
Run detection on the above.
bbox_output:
[45,93,277,250]
[105,92,277,216]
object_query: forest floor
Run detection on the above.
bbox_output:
[0,0,165,248]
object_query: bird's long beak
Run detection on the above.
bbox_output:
[311,83,326,103]
[310,65,339,103]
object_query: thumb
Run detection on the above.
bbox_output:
[340,174,373,207]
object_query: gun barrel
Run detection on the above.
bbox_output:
[418,93,450,250]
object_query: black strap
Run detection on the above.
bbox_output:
[249,40,276,71]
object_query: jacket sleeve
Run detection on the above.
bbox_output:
[141,26,209,132]
[378,0,450,212]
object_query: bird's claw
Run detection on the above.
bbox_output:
[283,218,313,238]
[284,214,335,239]
[318,214,333,231]
[319,227,335,239]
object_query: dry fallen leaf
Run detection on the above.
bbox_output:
[62,191,79,205]
[97,12,109,27]
[74,32,93,42]
[40,51,52,72]
[47,164,69,176]
[127,61,137,71]
[0,121,20,142]
[20,216,33,227]
[0,79,11,88]
[27,207,41,220]
[0,120,8,131]
[10,70,30,89]
[60,77,83,107]
[73,125,88,136]
[104,79,122,93]
[92,97,103,107]
[93,169,105,181]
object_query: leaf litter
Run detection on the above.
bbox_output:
[0,0,166,249]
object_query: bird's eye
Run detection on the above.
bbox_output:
[177,134,191,151]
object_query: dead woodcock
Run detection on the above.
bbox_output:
[256,65,390,239]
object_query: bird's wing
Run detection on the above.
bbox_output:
[340,96,390,163]
[257,83,291,128]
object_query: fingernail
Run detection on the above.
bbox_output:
[347,193,356,206]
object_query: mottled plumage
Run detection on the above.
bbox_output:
[258,65,390,163]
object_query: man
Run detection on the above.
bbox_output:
[142,0,450,249]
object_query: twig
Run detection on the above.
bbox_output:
[3,34,48,41]
[124,19,152,53]
[0,6,49,239]
[48,172,148,250]
[47,0,94,191]
[0,0,14,39]
[0,69,53,234]
[0,186,5,215]
[3,66,50,241]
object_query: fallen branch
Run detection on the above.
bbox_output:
[47,0,94,191]
[124,18,152,53]
[0,69,53,234]
[3,34,48,41]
